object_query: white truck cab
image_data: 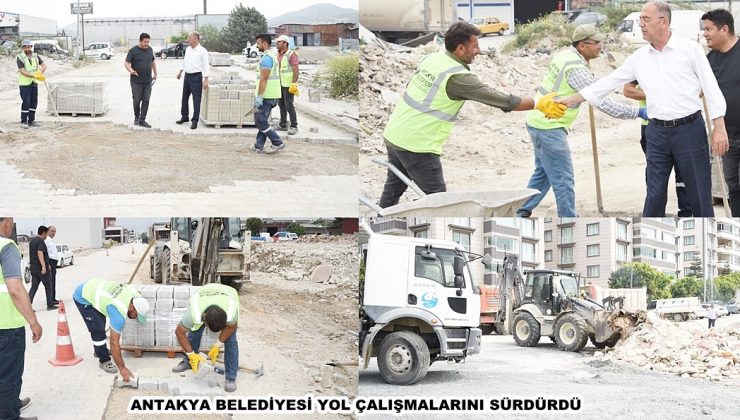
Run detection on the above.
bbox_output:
[360,226,483,385]
[616,10,704,45]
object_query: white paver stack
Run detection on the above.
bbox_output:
[200,72,256,126]
[47,80,109,116]
[122,284,220,349]
[208,52,231,66]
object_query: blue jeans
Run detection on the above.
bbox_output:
[0,327,25,420]
[19,84,38,123]
[75,300,111,363]
[518,125,576,217]
[181,325,239,380]
[254,98,283,150]
[644,116,713,216]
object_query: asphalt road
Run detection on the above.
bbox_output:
[359,326,740,419]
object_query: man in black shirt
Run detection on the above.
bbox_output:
[124,33,157,128]
[704,9,740,216]
[28,225,55,310]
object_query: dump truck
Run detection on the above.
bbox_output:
[359,222,489,385]
[359,0,457,44]
[653,297,705,322]
[490,255,642,352]
[149,218,248,291]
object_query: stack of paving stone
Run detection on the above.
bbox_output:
[122,284,220,349]
[47,80,109,116]
[200,72,256,127]
[208,52,231,66]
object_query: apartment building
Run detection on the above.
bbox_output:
[543,217,632,287]
[632,217,679,278]
[482,218,544,286]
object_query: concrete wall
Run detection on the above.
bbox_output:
[37,218,104,249]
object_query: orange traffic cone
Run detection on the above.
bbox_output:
[48,301,83,366]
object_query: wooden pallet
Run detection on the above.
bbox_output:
[200,118,254,129]
[48,111,106,117]
[122,345,181,358]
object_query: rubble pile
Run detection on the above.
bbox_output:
[360,40,633,169]
[594,312,740,383]
[250,239,358,286]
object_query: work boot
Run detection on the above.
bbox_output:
[133,118,139,126]
[288,127,297,135]
[252,145,265,154]
[99,360,117,374]
[276,125,288,131]
[21,122,29,129]
[138,121,152,128]
[19,416,37,420]
[20,397,30,411]
[176,117,188,124]
[172,360,190,373]
[224,379,236,392]
[27,121,39,127]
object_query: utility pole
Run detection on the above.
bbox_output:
[203,0,207,15]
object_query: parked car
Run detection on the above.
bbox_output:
[726,298,738,315]
[702,303,728,317]
[83,42,115,60]
[572,11,607,26]
[273,232,298,241]
[33,42,68,56]
[470,17,509,36]
[157,42,186,59]
[56,244,74,267]
[242,46,258,58]
[646,300,657,310]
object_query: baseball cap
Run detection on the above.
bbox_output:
[276,35,291,43]
[132,297,150,325]
[21,39,33,47]
[572,24,606,43]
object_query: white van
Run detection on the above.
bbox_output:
[83,42,115,60]
[616,10,704,45]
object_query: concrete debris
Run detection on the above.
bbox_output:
[592,312,740,384]
[310,264,333,283]
[115,376,138,388]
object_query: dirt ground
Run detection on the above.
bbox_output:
[359,41,724,217]
[103,238,358,419]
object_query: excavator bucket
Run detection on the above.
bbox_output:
[592,309,646,344]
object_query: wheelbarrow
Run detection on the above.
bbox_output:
[361,158,540,217]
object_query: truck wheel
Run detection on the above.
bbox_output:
[161,248,171,284]
[672,313,684,322]
[220,276,243,291]
[152,254,162,283]
[480,325,495,335]
[512,312,540,347]
[100,53,109,60]
[589,333,620,349]
[377,331,430,385]
[554,313,588,352]
[493,323,504,335]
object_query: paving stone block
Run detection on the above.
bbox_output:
[138,377,159,391]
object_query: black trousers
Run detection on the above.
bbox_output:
[75,300,111,363]
[722,139,740,216]
[378,142,446,208]
[49,258,58,301]
[278,86,297,128]
[28,264,54,307]
[640,124,692,217]
[181,72,203,123]
[131,81,152,122]
[19,84,38,123]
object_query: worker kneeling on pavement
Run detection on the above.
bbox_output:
[73,278,149,381]
[172,283,240,393]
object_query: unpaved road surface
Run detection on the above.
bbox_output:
[360,332,740,419]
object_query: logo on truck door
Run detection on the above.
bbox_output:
[421,292,438,308]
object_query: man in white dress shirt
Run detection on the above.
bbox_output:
[44,226,58,305]
[560,1,729,217]
[176,32,209,130]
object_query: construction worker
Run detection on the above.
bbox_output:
[276,34,299,135]
[172,283,240,393]
[623,82,692,216]
[517,24,646,217]
[17,40,47,129]
[72,278,150,381]
[560,1,728,217]
[704,9,740,216]
[0,217,42,420]
[378,21,567,208]
[252,33,285,154]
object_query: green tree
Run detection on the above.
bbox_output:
[287,222,305,236]
[718,264,733,276]
[221,4,267,53]
[687,257,703,278]
[670,276,703,299]
[170,31,189,43]
[608,262,671,300]
[713,273,740,302]
[245,218,262,235]
[198,24,226,52]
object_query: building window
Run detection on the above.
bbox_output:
[488,236,518,252]
[544,230,552,242]
[452,231,471,252]
[684,251,696,261]
[684,235,695,246]
[587,244,600,257]
[560,227,573,244]
[544,217,552,223]
[496,218,517,228]
[413,230,428,238]
[561,247,574,264]
[617,243,628,261]
[634,246,657,259]
[544,250,553,262]
[684,219,695,230]
[662,232,675,243]
[586,223,600,236]
[520,219,536,237]
[617,222,628,241]
[587,265,600,278]
[522,242,536,262]
[450,218,470,227]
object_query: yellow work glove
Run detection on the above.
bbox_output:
[535,92,567,119]
[34,71,45,81]
[207,344,220,364]
[186,352,206,373]
[288,83,299,95]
